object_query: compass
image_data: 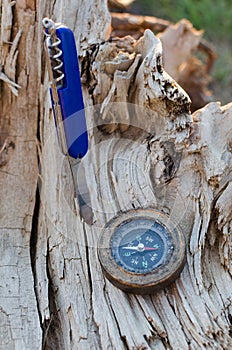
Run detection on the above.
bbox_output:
[98,208,186,294]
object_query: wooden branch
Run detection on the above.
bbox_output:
[111,12,171,35]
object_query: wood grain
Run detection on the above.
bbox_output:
[0,1,231,349]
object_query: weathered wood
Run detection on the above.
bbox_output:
[111,12,172,36]
[111,14,216,112]
[0,1,232,349]
[110,12,217,73]
[0,0,41,348]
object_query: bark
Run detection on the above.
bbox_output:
[0,1,232,350]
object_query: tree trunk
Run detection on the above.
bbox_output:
[0,1,231,350]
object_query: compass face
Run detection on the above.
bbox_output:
[98,209,186,294]
[111,219,173,274]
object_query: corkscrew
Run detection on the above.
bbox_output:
[42,18,88,159]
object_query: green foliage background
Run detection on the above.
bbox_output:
[133,0,232,40]
[130,0,232,105]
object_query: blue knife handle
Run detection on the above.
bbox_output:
[54,26,88,159]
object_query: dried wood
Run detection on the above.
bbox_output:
[111,13,217,111]
[0,1,231,350]
[0,1,41,348]
[110,12,217,74]
[111,12,172,37]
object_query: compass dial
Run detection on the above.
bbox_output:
[98,209,186,294]
[111,219,172,274]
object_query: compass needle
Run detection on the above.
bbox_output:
[122,246,139,251]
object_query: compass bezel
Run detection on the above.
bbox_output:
[98,208,186,294]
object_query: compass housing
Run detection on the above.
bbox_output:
[98,208,186,294]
